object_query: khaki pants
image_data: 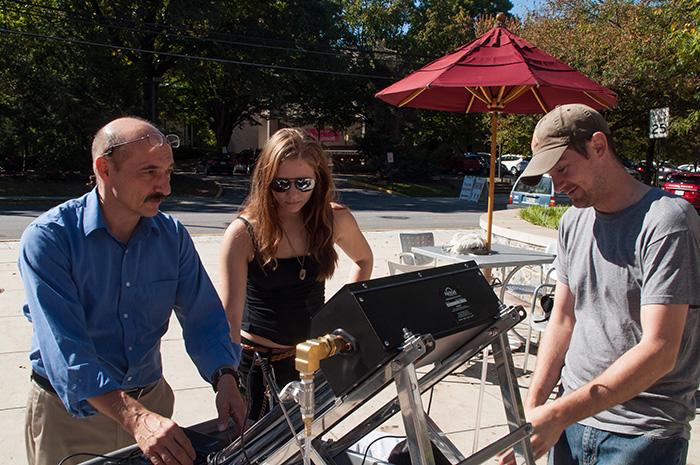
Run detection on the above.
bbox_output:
[25,378,174,465]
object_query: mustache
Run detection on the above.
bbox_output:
[145,192,168,202]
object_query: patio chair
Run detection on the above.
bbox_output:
[522,262,558,373]
[387,260,434,276]
[398,232,435,266]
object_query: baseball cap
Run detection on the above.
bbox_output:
[520,104,610,183]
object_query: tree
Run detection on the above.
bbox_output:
[0,0,142,172]
[496,0,700,162]
[344,0,514,179]
[0,0,216,171]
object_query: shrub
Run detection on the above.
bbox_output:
[519,205,569,229]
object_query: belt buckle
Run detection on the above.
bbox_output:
[125,385,147,400]
[132,387,146,400]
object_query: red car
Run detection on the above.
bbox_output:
[662,171,700,212]
[446,152,483,175]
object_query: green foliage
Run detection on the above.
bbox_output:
[0,0,370,170]
[519,205,569,229]
[496,114,539,155]
[351,0,513,180]
[2,0,695,177]
[512,0,700,164]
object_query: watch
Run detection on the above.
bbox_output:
[211,366,238,392]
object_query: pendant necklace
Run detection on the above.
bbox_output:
[283,228,307,280]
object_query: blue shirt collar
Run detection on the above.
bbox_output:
[84,188,107,237]
[83,188,159,239]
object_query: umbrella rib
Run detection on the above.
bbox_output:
[495,86,507,108]
[479,86,494,105]
[465,87,490,105]
[465,93,476,113]
[502,85,530,105]
[584,91,613,110]
[496,86,506,101]
[530,87,549,113]
[398,87,428,107]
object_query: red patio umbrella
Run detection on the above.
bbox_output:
[375,13,617,249]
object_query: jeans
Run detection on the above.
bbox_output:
[238,347,298,421]
[548,422,688,465]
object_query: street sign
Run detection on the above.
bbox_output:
[649,107,669,139]
[459,176,486,202]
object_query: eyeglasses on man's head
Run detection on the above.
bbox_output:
[270,177,316,193]
[103,133,180,157]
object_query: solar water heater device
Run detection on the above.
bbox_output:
[82,262,535,465]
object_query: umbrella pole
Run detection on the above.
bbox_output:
[486,112,498,250]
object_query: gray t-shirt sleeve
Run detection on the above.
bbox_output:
[641,229,696,306]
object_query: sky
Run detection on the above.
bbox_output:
[509,0,544,19]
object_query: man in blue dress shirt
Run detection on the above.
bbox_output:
[19,117,245,465]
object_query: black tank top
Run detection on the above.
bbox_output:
[238,217,325,346]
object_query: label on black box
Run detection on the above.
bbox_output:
[443,286,475,322]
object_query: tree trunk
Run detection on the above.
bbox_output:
[215,105,235,152]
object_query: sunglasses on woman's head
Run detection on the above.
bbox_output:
[270,177,316,193]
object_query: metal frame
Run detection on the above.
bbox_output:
[81,307,534,465]
[219,306,534,465]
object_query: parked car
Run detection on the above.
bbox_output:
[232,149,260,176]
[500,154,530,176]
[677,163,700,173]
[201,154,236,175]
[448,152,482,175]
[620,158,642,180]
[662,171,700,213]
[509,173,571,208]
[655,161,678,183]
[474,152,508,176]
[633,160,679,182]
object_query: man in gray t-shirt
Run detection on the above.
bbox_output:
[499,104,700,465]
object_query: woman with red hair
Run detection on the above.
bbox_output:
[219,128,373,421]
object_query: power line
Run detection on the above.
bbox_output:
[0,26,396,81]
[2,3,351,59]
[2,0,411,61]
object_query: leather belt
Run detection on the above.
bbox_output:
[240,342,296,363]
[31,371,159,400]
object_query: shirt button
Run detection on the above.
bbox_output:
[123,313,128,319]
[127,376,133,382]
[128,346,133,351]
[125,282,131,288]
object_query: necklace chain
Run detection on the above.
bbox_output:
[282,228,307,280]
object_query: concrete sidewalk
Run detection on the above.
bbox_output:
[1,223,698,465]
